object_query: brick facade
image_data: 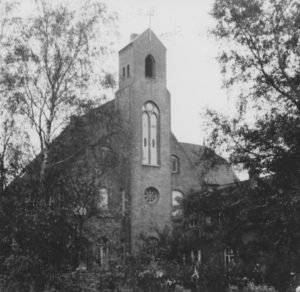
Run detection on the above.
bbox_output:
[21,29,237,257]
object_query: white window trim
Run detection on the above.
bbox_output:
[224,248,236,267]
[99,246,109,270]
[142,102,160,166]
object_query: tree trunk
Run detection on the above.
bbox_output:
[39,116,52,201]
[39,143,49,202]
[0,157,4,198]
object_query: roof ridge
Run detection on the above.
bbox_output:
[119,28,166,54]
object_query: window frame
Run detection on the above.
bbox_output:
[171,155,180,174]
[127,64,130,77]
[191,249,202,264]
[142,101,160,166]
[145,54,156,78]
[97,237,109,270]
[97,187,109,211]
[224,248,236,267]
[172,190,184,219]
[144,186,160,205]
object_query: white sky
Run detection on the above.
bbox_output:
[17,0,236,146]
[103,0,234,146]
[15,0,247,178]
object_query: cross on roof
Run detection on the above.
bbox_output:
[146,8,155,42]
[147,8,155,30]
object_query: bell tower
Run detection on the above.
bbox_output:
[115,29,172,253]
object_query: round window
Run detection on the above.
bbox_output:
[144,187,159,204]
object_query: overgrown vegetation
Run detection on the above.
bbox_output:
[0,0,299,291]
[201,0,300,290]
[174,182,300,291]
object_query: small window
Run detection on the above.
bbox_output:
[144,187,159,204]
[191,249,202,264]
[97,187,108,210]
[122,67,125,78]
[189,218,198,228]
[224,248,236,267]
[147,237,159,256]
[205,215,212,225]
[148,236,158,247]
[172,190,183,218]
[97,237,109,270]
[127,65,130,77]
[204,212,222,225]
[171,155,180,173]
[101,146,110,162]
[145,54,155,78]
[197,250,202,264]
[99,246,109,270]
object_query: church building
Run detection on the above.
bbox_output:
[113,29,237,252]
[20,29,237,263]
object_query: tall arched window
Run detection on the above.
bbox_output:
[142,112,149,164]
[145,54,155,78]
[142,101,159,165]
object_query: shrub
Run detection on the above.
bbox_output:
[242,282,277,292]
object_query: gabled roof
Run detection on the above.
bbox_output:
[179,142,206,163]
[179,141,238,185]
[119,28,167,54]
[179,142,229,167]
[18,100,117,178]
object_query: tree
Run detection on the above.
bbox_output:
[177,182,300,291]
[5,0,117,194]
[194,0,300,290]
[208,0,300,180]
[0,0,32,196]
[0,104,130,290]
[0,1,121,289]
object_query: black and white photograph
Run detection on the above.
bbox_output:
[0,0,299,291]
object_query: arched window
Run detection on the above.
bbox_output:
[145,54,155,78]
[97,187,108,210]
[171,155,180,174]
[172,190,183,218]
[224,248,236,267]
[142,112,149,164]
[150,114,158,165]
[97,237,109,270]
[142,102,159,165]
[127,64,130,77]
[190,249,202,264]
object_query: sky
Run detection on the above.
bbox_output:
[17,0,236,147]
[102,0,234,146]
[14,0,247,179]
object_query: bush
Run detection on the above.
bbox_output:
[242,282,277,292]
[1,254,47,292]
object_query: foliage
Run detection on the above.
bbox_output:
[242,282,277,292]
[0,1,32,195]
[2,0,117,190]
[177,182,300,291]
[208,0,300,177]
[205,1,300,290]
[0,229,185,291]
